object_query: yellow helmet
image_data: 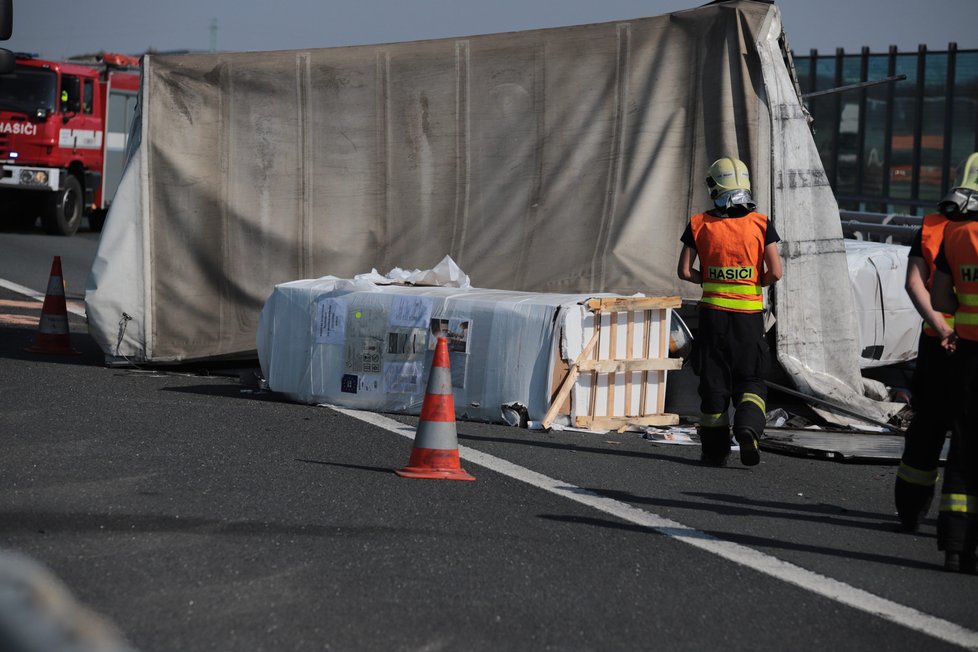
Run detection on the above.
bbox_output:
[954,152,978,193]
[939,152,978,218]
[706,157,751,200]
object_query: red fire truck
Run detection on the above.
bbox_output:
[0,52,139,235]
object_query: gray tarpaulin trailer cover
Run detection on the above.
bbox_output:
[84,0,903,424]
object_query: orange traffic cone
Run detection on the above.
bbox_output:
[395,336,475,481]
[26,256,79,355]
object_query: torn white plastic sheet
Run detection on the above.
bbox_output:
[844,240,920,369]
[753,12,904,425]
[353,255,471,288]
[85,145,147,361]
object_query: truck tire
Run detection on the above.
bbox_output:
[42,174,83,236]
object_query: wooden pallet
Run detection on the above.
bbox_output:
[542,296,682,431]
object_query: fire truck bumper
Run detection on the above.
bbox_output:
[0,164,61,192]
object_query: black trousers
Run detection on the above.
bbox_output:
[937,339,978,554]
[692,306,770,456]
[895,333,956,524]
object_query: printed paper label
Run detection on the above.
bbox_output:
[390,296,433,329]
[315,298,347,344]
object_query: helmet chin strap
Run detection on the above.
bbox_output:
[713,189,756,212]
[939,188,978,220]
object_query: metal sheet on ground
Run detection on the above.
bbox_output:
[761,428,949,463]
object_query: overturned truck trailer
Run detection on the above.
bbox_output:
[85,0,900,423]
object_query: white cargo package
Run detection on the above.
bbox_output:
[257,277,679,429]
[844,239,921,368]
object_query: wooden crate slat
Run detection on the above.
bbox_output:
[554,296,679,432]
[585,296,682,312]
[657,308,671,414]
[625,312,635,416]
[607,311,618,418]
[588,313,602,419]
[542,329,600,429]
[577,358,682,373]
[575,414,680,429]
[639,308,651,416]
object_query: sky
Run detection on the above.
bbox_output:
[3,0,975,62]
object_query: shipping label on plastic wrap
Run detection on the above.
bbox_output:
[390,296,433,328]
[382,327,428,394]
[430,318,471,388]
[386,328,428,357]
[348,305,385,337]
[429,318,471,353]
[384,361,424,394]
[343,304,386,375]
[315,298,347,344]
[344,336,384,374]
[340,373,383,394]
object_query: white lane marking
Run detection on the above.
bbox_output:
[0,278,87,317]
[336,407,978,651]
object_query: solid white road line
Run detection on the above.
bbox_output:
[0,278,86,317]
[336,407,978,651]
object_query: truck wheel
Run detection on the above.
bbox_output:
[42,174,83,236]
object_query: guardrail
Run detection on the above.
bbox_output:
[840,210,921,245]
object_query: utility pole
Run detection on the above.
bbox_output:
[210,18,218,52]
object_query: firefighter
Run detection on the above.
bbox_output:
[930,153,978,574]
[894,189,958,532]
[677,157,782,467]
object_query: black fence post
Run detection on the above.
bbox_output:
[911,45,927,211]
[856,47,869,208]
[943,43,958,191]
[882,45,897,211]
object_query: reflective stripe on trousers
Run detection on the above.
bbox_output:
[700,412,728,427]
[897,462,940,487]
[940,493,978,514]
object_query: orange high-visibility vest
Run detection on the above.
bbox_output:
[690,211,768,313]
[942,219,978,342]
[919,213,955,336]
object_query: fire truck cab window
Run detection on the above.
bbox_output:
[60,75,81,113]
[82,79,94,114]
[0,66,57,114]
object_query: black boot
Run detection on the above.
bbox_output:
[894,478,935,533]
[944,551,978,574]
[699,426,731,467]
[734,427,760,467]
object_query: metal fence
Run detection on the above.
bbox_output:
[839,210,920,245]
[795,44,978,216]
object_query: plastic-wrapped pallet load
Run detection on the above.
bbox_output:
[257,264,681,431]
[843,239,920,368]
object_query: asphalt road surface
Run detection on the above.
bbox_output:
[0,226,975,651]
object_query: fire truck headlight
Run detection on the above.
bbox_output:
[19,169,49,185]
[9,152,17,159]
